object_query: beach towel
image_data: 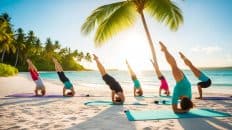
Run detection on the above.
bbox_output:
[84,100,147,106]
[124,109,231,121]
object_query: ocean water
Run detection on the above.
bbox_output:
[20,69,232,89]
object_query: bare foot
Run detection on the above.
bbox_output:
[195,97,202,100]
[93,54,98,60]
[159,41,167,51]
[179,52,186,60]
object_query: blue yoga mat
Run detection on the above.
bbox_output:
[125,109,231,121]
[84,100,147,106]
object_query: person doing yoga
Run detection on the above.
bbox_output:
[160,41,193,113]
[126,60,143,96]
[52,58,75,97]
[93,54,125,104]
[179,52,211,99]
[26,59,46,96]
[150,59,170,96]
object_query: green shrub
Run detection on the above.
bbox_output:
[0,63,18,76]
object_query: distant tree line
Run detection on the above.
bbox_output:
[0,13,92,71]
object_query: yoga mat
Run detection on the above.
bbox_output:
[203,97,232,100]
[6,93,90,98]
[137,95,172,98]
[125,109,231,121]
[84,100,147,106]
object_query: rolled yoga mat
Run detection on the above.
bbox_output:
[124,109,231,121]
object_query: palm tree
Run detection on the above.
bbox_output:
[81,0,183,62]
[14,28,26,66]
[85,52,92,62]
[0,13,15,62]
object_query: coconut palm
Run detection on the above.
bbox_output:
[0,13,15,62]
[14,28,26,66]
[81,0,183,62]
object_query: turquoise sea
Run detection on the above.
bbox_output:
[20,69,232,89]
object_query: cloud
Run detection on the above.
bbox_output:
[191,46,222,54]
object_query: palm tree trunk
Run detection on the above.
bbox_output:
[140,11,158,64]
[14,49,19,66]
[1,49,6,63]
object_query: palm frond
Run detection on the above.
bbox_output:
[145,0,183,31]
[94,2,137,46]
[81,1,126,35]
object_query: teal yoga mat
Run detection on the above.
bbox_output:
[125,109,231,121]
[84,100,147,106]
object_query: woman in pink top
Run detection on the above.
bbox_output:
[151,60,170,96]
[27,59,46,96]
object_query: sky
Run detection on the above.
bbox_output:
[0,0,232,71]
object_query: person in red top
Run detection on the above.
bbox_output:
[27,59,46,96]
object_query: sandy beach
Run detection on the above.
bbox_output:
[0,74,231,130]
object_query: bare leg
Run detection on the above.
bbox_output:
[160,41,183,82]
[52,58,63,72]
[93,54,107,76]
[196,86,203,99]
[179,52,201,77]
[150,59,163,78]
[179,52,202,99]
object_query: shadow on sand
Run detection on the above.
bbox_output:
[67,106,136,130]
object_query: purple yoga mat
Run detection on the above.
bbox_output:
[6,93,90,98]
[203,97,232,100]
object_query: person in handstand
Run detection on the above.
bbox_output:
[93,54,125,104]
[52,58,75,97]
[27,59,46,96]
[160,41,193,113]
[126,60,143,96]
[179,52,211,99]
[150,59,170,96]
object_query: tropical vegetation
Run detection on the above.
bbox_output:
[0,63,18,76]
[0,13,92,71]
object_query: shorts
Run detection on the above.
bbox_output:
[102,74,123,93]
[64,81,73,89]
[35,77,45,88]
[197,79,211,88]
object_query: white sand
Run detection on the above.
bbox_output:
[0,75,231,130]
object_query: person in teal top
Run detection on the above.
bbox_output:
[179,52,211,99]
[160,41,193,113]
[126,60,143,96]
